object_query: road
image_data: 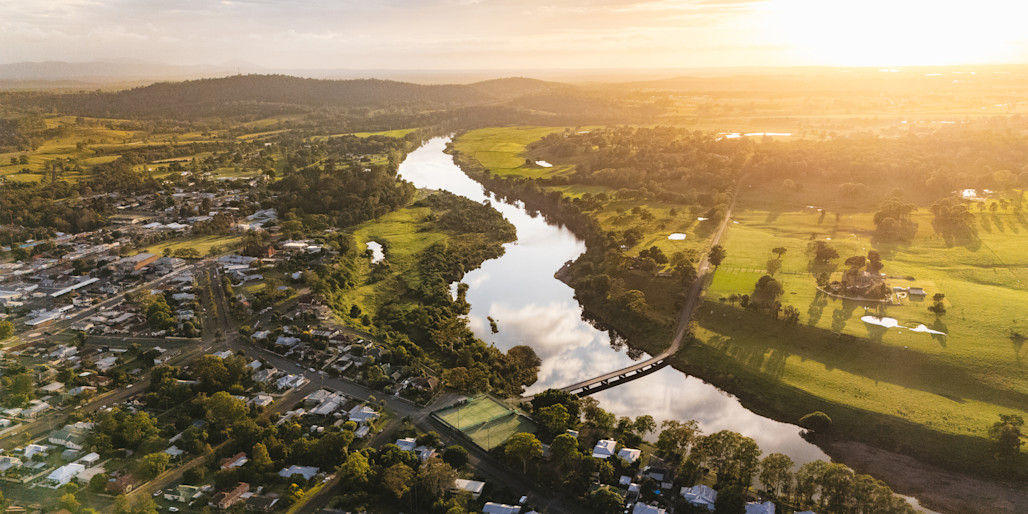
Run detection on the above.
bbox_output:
[0,338,216,452]
[531,178,742,399]
[185,262,584,514]
[5,260,205,350]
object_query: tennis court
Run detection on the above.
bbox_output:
[434,396,536,450]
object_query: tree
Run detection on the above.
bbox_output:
[59,492,81,513]
[807,240,839,264]
[340,451,371,484]
[532,389,581,421]
[588,486,625,514]
[751,275,784,306]
[794,460,826,508]
[818,463,855,513]
[708,245,727,269]
[442,445,469,469]
[549,433,581,471]
[655,419,699,462]
[251,442,272,471]
[0,320,15,340]
[505,432,542,473]
[89,472,110,492]
[633,415,656,437]
[988,414,1024,461]
[537,403,572,436]
[202,391,247,430]
[693,430,761,486]
[417,458,458,498]
[759,453,794,498]
[136,452,170,480]
[799,411,833,433]
[381,463,414,500]
[771,247,788,259]
[713,484,746,514]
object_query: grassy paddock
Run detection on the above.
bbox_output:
[695,186,1028,468]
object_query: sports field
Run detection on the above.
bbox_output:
[434,396,536,450]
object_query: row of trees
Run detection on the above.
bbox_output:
[509,389,917,514]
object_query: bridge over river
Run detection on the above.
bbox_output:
[521,180,740,402]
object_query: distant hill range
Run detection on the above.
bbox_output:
[0,60,246,82]
[7,74,583,120]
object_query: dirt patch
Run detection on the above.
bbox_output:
[825,440,1028,514]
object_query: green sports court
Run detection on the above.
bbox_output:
[433,395,537,450]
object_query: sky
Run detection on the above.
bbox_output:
[2,0,1028,70]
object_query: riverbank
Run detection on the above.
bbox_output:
[444,129,1027,513]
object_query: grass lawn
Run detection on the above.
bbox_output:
[140,234,243,256]
[693,187,1028,466]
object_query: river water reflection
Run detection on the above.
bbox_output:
[398,137,827,464]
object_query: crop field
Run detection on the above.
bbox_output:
[693,187,1028,464]
[434,396,536,450]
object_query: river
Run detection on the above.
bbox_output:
[397,136,831,466]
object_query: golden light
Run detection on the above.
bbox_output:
[761,0,1028,66]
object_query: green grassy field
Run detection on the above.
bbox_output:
[434,396,536,450]
[139,234,243,256]
[693,187,1028,464]
[347,128,419,138]
[335,203,448,324]
[452,126,578,179]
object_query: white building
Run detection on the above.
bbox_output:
[47,463,85,486]
[745,501,776,514]
[681,485,718,512]
[452,479,485,500]
[617,447,641,464]
[279,465,319,481]
[592,439,617,459]
[482,503,521,514]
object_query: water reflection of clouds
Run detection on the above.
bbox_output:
[401,138,827,468]
[593,369,828,465]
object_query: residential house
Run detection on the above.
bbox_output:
[245,496,280,512]
[617,448,641,464]
[745,501,776,514]
[279,465,319,481]
[592,439,617,459]
[165,484,202,503]
[451,479,485,500]
[632,503,665,514]
[0,456,22,472]
[46,463,85,486]
[220,452,248,470]
[210,482,250,510]
[681,485,717,512]
[48,429,86,450]
[482,503,521,514]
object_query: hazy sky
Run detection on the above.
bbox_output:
[3,0,1027,69]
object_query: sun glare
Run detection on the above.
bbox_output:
[764,0,1028,66]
